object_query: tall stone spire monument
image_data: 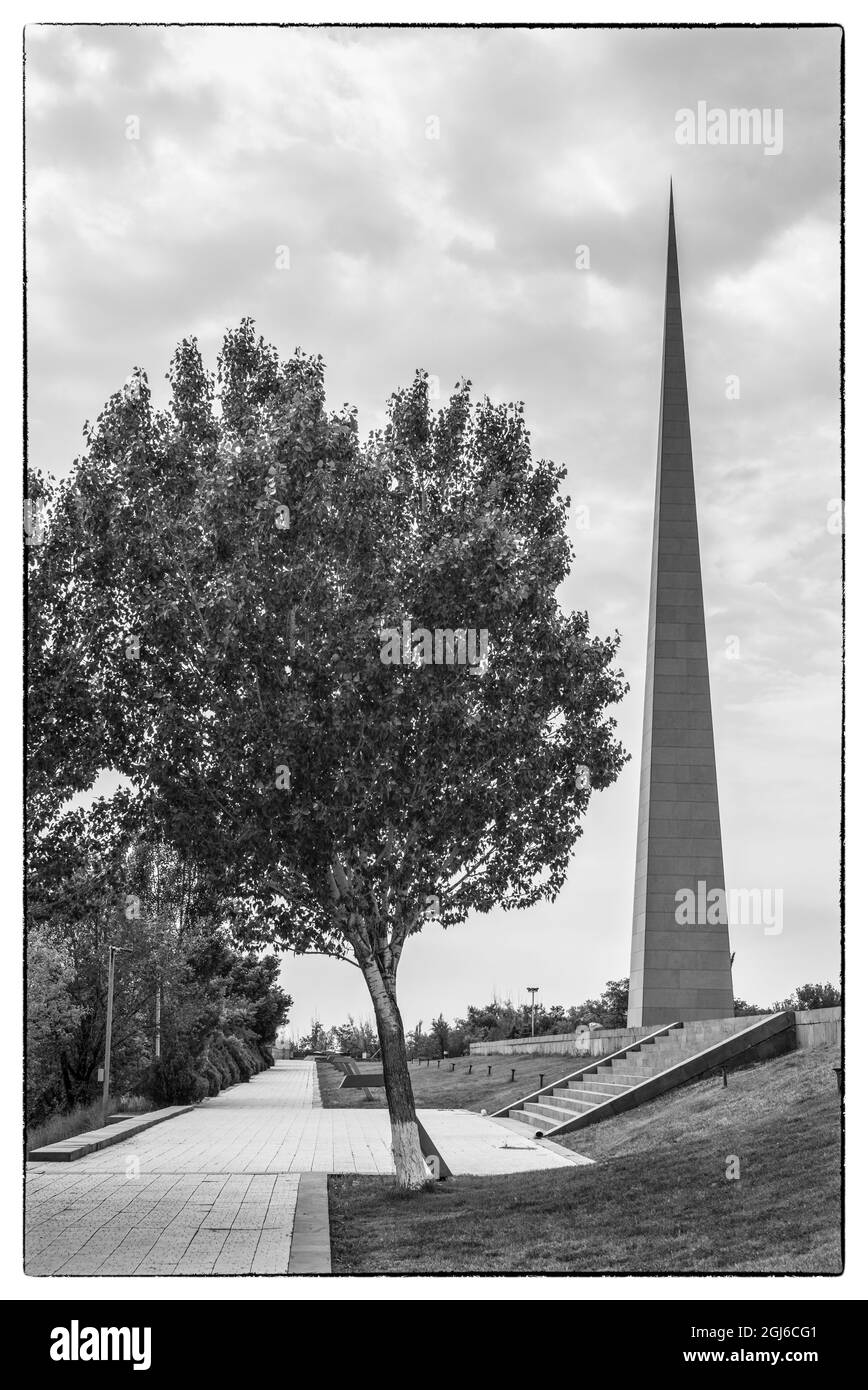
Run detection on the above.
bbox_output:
[627,186,734,1027]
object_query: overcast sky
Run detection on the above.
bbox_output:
[26,24,842,1034]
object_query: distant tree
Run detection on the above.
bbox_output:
[298,1019,331,1054]
[733,998,770,1017]
[773,981,841,1012]
[572,978,629,1030]
[527,1002,568,1035]
[461,1000,520,1041]
[430,1014,450,1057]
[599,979,629,1029]
[406,1020,425,1060]
[332,1015,378,1058]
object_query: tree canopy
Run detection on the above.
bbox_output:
[29,321,629,1184]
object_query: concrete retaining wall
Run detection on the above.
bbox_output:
[468,1021,764,1058]
[794,1006,841,1049]
[470,1008,840,1059]
[469,1033,578,1057]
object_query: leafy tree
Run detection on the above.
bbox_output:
[733,998,771,1017]
[26,796,177,1111]
[25,794,290,1119]
[406,1020,425,1060]
[571,978,629,1030]
[773,981,841,1012]
[26,927,82,1126]
[332,1015,378,1058]
[598,978,629,1030]
[430,1013,451,1058]
[26,467,106,840]
[35,324,628,1186]
[298,1019,331,1054]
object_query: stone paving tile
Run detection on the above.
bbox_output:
[91,1225,166,1277]
[173,1228,230,1275]
[250,1231,293,1275]
[212,1229,261,1275]
[26,1060,582,1276]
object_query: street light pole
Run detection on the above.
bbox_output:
[527,986,539,1039]
[102,945,132,1124]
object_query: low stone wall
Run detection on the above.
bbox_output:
[468,1019,768,1058]
[469,1008,840,1059]
[469,1033,578,1057]
[584,1024,673,1056]
[794,1006,841,1049]
[588,1014,778,1055]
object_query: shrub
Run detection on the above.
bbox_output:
[207,1043,231,1088]
[143,1054,207,1106]
[211,1039,240,1085]
[115,1094,154,1115]
[223,1034,255,1081]
[199,1058,223,1097]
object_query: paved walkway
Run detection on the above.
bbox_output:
[26,1061,583,1276]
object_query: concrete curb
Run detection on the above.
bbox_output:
[27,1105,195,1163]
[287,1172,331,1274]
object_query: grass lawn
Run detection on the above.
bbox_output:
[327,1044,842,1274]
[316,1053,591,1113]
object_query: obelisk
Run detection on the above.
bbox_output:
[627,185,734,1027]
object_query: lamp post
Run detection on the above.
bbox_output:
[102,945,132,1124]
[527,986,539,1039]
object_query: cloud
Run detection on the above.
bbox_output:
[26,24,842,1021]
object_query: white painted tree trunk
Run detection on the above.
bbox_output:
[363,960,433,1190]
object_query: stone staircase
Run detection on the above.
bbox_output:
[494,1011,795,1138]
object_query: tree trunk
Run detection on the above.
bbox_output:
[361,959,432,1190]
[59,1050,75,1110]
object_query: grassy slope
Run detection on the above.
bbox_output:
[328,1044,842,1274]
[317,1053,597,1112]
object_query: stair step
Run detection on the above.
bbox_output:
[610,1062,662,1077]
[524,1102,578,1123]
[499,1017,792,1134]
[549,1092,603,1112]
[573,1080,633,1095]
[640,1051,695,1069]
[509,1108,548,1127]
